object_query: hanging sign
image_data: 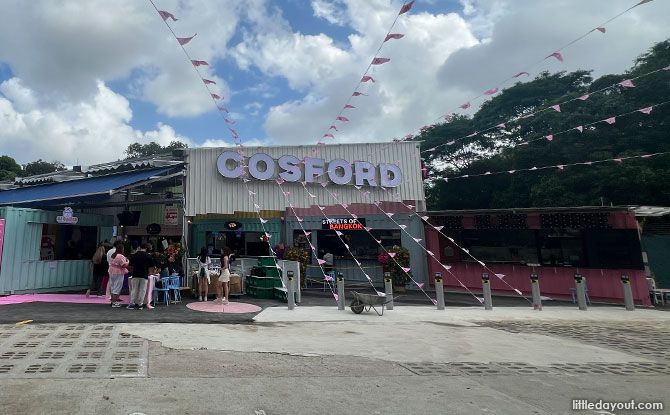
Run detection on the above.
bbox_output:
[56,207,78,224]
[322,218,367,230]
[146,223,162,235]
[225,221,243,230]
[164,207,179,225]
[217,151,402,187]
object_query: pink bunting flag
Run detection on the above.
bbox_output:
[224,118,235,125]
[341,203,349,208]
[664,64,670,71]
[352,92,367,97]
[320,182,328,187]
[595,27,606,33]
[546,52,563,62]
[476,297,484,304]
[304,231,311,236]
[508,170,516,174]
[513,71,529,78]
[259,218,267,224]
[635,0,653,6]
[336,116,349,122]
[191,60,208,66]
[638,106,653,114]
[211,93,222,100]
[484,171,491,175]
[447,140,456,146]
[229,128,239,139]
[466,132,477,137]
[364,227,372,232]
[177,34,197,45]
[318,206,325,210]
[399,224,407,229]
[413,238,422,243]
[317,259,326,265]
[276,177,285,184]
[253,203,260,209]
[323,133,334,139]
[203,79,216,85]
[530,167,538,170]
[434,225,444,231]
[427,250,435,256]
[484,88,499,95]
[308,193,316,198]
[416,282,424,289]
[431,299,438,305]
[158,10,178,21]
[282,191,290,196]
[388,252,396,258]
[557,165,565,170]
[344,104,356,109]
[384,33,405,42]
[546,135,553,141]
[603,117,616,125]
[575,125,584,133]
[217,105,228,113]
[399,0,415,15]
[618,79,635,88]
[375,239,382,244]
[496,123,506,129]
[551,104,561,112]
[335,231,343,236]
[495,273,505,279]
[371,57,390,65]
[442,264,452,270]
[354,185,362,190]
[578,94,590,101]
[361,76,375,83]
[386,213,394,217]
[402,267,411,273]
[614,158,623,163]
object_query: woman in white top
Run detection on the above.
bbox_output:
[197,248,211,301]
[216,247,232,304]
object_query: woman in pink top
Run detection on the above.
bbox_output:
[108,242,129,308]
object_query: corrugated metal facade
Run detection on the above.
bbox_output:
[0,207,114,294]
[184,142,425,216]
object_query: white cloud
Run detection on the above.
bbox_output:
[311,0,348,26]
[0,78,191,165]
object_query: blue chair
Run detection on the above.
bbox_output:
[167,275,182,303]
[153,277,171,306]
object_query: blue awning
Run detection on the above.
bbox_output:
[0,167,180,206]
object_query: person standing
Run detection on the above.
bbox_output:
[128,243,155,310]
[104,241,117,300]
[323,251,334,274]
[108,242,129,308]
[197,248,211,301]
[86,244,107,297]
[216,247,232,304]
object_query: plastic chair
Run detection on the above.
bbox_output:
[167,275,182,303]
[569,278,591,305]
[153,277,171,306]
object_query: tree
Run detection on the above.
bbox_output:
[421,39,670,210]
[0,155,21,181]
[19,159,65,177]
[124,140,188,159]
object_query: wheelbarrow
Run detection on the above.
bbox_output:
[350,291,393,316]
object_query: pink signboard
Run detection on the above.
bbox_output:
[0,219,5,273]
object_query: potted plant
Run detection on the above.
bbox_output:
[284,247,309,288]
[378,246,411,292]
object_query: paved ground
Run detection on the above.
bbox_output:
[1,305,669,414]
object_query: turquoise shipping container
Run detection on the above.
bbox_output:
[0,207,114,294]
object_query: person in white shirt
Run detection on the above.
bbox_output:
[197,248,212,301]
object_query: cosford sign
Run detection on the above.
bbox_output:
[216,151,402,188]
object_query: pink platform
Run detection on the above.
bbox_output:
[186,301,262,314]
[0,294,129,306]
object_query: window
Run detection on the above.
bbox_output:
[538,229,584,267]
[461,230,538,264]
[316,229,401,259]
[40,224,98,261]
[583,230,643,269]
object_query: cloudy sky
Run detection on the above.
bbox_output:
[0,0,668,165]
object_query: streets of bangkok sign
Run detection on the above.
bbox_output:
[216,151,403,188]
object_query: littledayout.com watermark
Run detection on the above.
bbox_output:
[573,399,664,411]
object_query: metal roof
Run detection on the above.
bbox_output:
[630,206,670,217]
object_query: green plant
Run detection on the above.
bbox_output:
[285,247,309,287]
[384,245,411,287]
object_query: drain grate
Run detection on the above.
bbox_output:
[110,363,141,375]
[76,351,104,360]
[92,325,115,331]
[0,332,14,339]
[64,325,87,331]
[48,341,75,348]
[113,351,140,360]
[56,333,81,339]
[549,363,610,375]
[83,341,109,348]
[1,351,29,360]
[401,362,462,376]
[88,332,112,339]
[12,342,40,348]
[68,363,98,374]
[496,362,552,375]
[25,363,56,374]
[447,362,505,375]
[0,364,14,373]
[37,351,66,360]
[117,341,143,348]
[26,333,50,339]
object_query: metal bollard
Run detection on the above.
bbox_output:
[530,272,542,311]
[435,272,445,310]
[621,274,635,311]
[482,272,493,310]
[287,271,295,310]
[574,273,587,311]
[336,273,345,310]
[384,272,394,310]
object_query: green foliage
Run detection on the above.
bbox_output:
[422,39,670,210]
[124,140,188,159]
[19,159,65,177]
[0,155,21,181]
[284,247,309,287]
[379,245,411,287]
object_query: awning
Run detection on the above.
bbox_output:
[0,167,181,206]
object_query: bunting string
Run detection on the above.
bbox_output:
[439,151,670,182]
